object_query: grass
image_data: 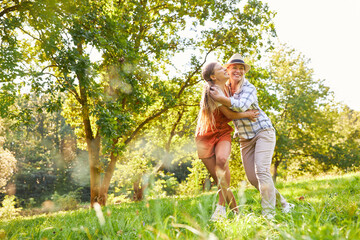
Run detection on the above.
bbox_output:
[1,172,360,239]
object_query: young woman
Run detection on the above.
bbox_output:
[195,62,259,220]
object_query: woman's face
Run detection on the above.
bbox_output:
[211,63,229,83]
[227,64,245,82]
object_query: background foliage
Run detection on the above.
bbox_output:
[0,0,359,210]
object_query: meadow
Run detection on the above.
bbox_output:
[1,172,360,240]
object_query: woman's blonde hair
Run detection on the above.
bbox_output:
[195,62,219,136]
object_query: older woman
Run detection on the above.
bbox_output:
[195,61,259,220]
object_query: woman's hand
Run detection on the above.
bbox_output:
[209,86,231,107]
[246,109,259,122]
[209,86,224,101]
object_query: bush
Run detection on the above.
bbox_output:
[178,158,209,195]
[0,195,22,219]
[106,193,131,205]
[50,188,83,211]
[148,172,179,198]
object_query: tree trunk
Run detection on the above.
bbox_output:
[98,141,119,206]
[133,176,144,201]
[75,41,104,207]
[87,135,101,206]
[272,159,281,183]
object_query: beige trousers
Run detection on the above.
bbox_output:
[239,128,287,214]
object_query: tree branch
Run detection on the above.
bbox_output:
[0,1,33,18]
[18,26,42,42]
[176,103,198,108]
[121,49,219,146]
[124,107,169,145]
[165,108,184,152]
[149,3,168,12]
[41,64,58,73]
[39,64,81,103]
[177,47,218,98]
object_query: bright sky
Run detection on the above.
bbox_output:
[262,0,360,111]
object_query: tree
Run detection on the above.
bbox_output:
[268,44,334,181]
[0,93,82,205]
[312,106,360,171]
[1,0,276,205]
[0,119,17,192]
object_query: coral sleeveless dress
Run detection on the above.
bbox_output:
[195,107,233,159]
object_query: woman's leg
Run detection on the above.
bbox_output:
[214,141,238,213]
[254,129,277,214]
[201,155,225,206]
[240,138,259,190]
[241,132,290,213]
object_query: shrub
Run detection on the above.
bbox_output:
[50,188,83,211]
[148,172,179,198]
[0,195,22,219]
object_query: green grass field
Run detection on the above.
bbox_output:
[1,172,360,239]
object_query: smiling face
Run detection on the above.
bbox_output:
[210,63,229,84]
[227,64,245,83]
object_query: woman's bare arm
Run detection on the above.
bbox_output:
[210,87,231,107]
[218,105,259,121]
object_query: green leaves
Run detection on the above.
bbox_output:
[1,0,277,146]
[265,44,360,179]
[1,0,283,201]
